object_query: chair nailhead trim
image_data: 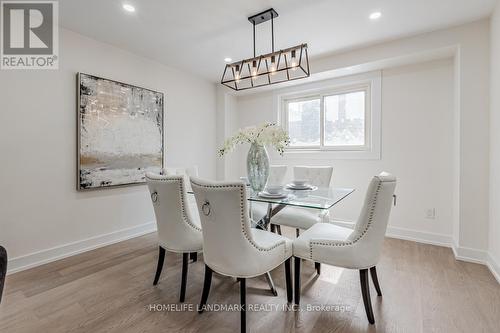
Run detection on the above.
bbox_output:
[146,175,202,232]
[190,180,286,252]
[309,180,383,259]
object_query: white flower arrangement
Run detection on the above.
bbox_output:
[218,123,290,157]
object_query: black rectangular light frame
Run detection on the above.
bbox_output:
[221,8,310,91]
[220,44,310,91]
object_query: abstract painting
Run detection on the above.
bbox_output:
[77,73,164,190]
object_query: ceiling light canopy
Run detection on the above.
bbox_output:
[122,4,135,12]
[221,8,310,91]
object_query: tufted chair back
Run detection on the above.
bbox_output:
[293,166,333,187]
[163,166,199,177]
[163,166,198,191]
[347,173,397,267]
[146,173,202,253]
[190,177,287,277]
[267,165,288,186]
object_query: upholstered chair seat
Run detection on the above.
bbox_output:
[266,207,326,229]
[293,173,397,325]
[292,223,353,262]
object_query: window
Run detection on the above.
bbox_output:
[283,85,369,151]
[287,98,321,147]
[324,91,366,147]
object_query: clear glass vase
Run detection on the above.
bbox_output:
[246,143,269,193]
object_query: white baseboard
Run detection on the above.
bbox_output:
[7,221,157,275]
[451,243,488,264]
[486,253,500,284]
[386,226,454,247]
[452,246,500,284]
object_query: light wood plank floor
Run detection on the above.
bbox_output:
[1,232,499,333]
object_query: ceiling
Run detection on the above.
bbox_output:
[60,0,496,82]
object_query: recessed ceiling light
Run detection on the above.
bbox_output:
[369,12,382,20]
[224,57,232,63]
[123,4,135,12]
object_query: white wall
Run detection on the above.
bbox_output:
[310,20,491,254]
[489,3,500,280]
[218,19,491,263]
[0,29,216,272]
[233,60,455,239]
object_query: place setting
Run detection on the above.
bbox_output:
[257,179,319,200]
[285,179,318,191]
[258,185,289,199]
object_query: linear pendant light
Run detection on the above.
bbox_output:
[221,8,310,91]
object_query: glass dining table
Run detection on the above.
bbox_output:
[188,184,355,296]
[248,187,355,230]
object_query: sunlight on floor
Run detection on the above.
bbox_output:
[320,266,344,284]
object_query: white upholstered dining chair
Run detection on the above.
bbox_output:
[163,166,199,178]
[163,166,199,216]
[269,166,334,236]
[190,177,293,333]
[292,173,397,324]
[146,173,203,303]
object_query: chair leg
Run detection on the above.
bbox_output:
[295,228,300,238]
[240,278,246,333]
[180,253,189,302]
[198,264,213,313]
[0,246,7,304]
[264,272,278,296]
[276,225,282,235]
[294,257,301,306]
[284,258,292,303]
[153,246,165,285]
[360,269,375,324]
[370,266,382,296]
[190,252,198,262]
[315,262,321,275]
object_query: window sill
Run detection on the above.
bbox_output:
[286,146,369,152]
[279,148,381,160]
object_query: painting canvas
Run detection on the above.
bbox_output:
[77,73,164,190]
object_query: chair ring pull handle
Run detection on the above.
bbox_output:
[202,201,211,216]
[151,191,158,203]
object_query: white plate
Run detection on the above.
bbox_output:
[258,192,288,199]
[285,184,318,191]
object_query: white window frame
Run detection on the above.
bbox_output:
[275,71,381,160]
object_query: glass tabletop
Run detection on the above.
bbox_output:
[187,186,354,210]
[248,187,355,210]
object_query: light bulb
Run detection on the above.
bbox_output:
[269,55,277,73]
[234,65,241,82]
[251,60,258,77]
[290,50,298,70]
